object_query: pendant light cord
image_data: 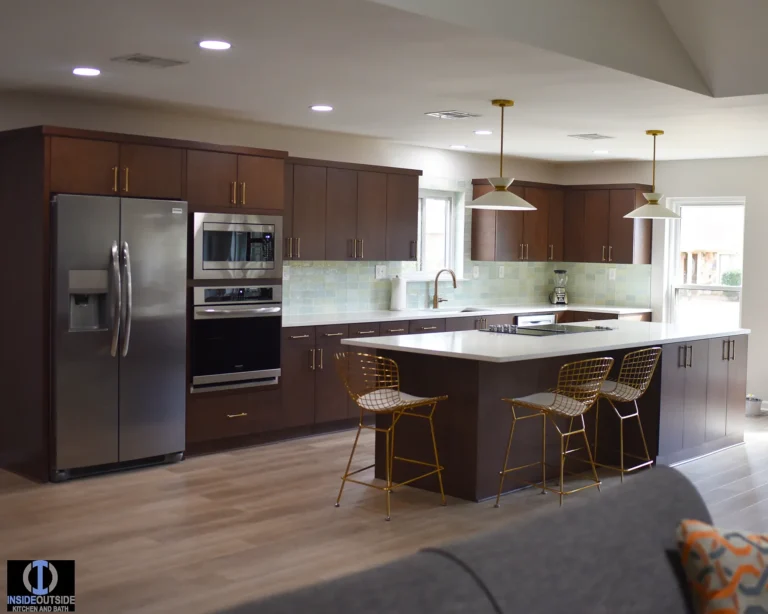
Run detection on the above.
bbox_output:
[499,104,505,177]
[652,133,656,192]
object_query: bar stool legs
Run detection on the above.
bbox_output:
[593,397,653,482]
[495,407,545,507]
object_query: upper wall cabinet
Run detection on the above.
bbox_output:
[50,137,183,199]
[285,158,420,261]
[186,150,284,210]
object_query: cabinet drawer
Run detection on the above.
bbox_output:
[567,311,617,322]
[283,326,316,343]
[380,322,410,336]
[186,388,282,443]
[409,319,446,334]
[446,316,478,332]
[349,322,381,338]
[316,324,349,340]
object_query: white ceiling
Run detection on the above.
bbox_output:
[2,0,768,161]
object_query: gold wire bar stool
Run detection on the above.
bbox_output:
[592,347,662,481]
[334,352,447,521]
[495,356,614,507]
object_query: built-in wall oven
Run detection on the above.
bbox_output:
[191,285,282,392]
[193,213,283,280]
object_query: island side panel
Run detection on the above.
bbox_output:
[374,351,482,501]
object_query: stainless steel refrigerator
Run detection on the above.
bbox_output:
[51,194,187,480]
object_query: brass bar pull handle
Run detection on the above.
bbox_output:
[226,412,248,419]
[240,182,246,205]
[519,243,524,260]
[602,246,606,262]
[310,348,316,371]
[352,239,357,259]
[526,244,530,260]
[324,332,344,337]
[608,245,613,262]
[387,328,406,333]
[318,348,324,370]
[686,345,693,368]
[549,244,554,261]
[360,239,364,259]
[123,168,130,192]
[722,339,729,361]
[290,334,310,339]
[112,166,119,193]
[730,339,735,360]
[421,326,438,331]
[358,330,375,335]
[286,237,293,259]
[231,182,237,204]
[296,237,301,259]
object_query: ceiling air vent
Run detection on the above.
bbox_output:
[568,133,614,140]
[111,54,188,69]
[425,110,481,120]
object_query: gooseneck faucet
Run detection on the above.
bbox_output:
[432,268,457,309]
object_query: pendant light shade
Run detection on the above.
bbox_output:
[467,100,535,211]
[624,130,679,219]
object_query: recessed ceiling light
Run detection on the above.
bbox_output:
[310,105,333,112]
[450,145,467,150]
[474,130,493,136]
[72,67,100,77]
[199,40,231,51]
[593,149,610,154]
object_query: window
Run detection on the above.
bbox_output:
[418,193,455,272]
[669,202,745,328]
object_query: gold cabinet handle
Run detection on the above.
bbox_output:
[421,326,438,331]
[324,332,345,337]
[290,334,310,339]
[318,347,324,370]
[602,246,607,262]
[231,181,237,204]
[112,166,119,193]
[226,412,248,419]
[387,328,406,333]
[519,243,524,260]
[286,237,293,259]
[296,237,301,259]
[240,182,246,205]
[352,239,357,259]
[608,245,613,262]
[359,239,364,259]
[358,330,375,335]
[122,168,130,192]
[310,348,316,371]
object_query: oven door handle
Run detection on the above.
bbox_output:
[194,306,282,319]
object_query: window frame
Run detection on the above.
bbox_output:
[417,190,456,274]
[665,197,745,325]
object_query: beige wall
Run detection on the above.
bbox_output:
[0,91,558,183]
[557,157,765,400]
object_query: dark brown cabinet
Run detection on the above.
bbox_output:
[314,325,351,423]
[522,187,550,262]
[658,344,687,457]
[281,328,318,429]
[386,174,419,261]
[325,168,358,260]
[446,317,479,332]
[495,186,525,262]
[380,322,411,336]
[470,185,496,262]
[548,189,565,262]
[563,190,586,262]
[349,322,382,338]
[682,340,709,449]
[583,190,610,263]
[409,319,446,334]
[357,171,388,261]
[236,155,284,210]
[50,137,183,199]
[291,164,327,260]
[726,335,748,439]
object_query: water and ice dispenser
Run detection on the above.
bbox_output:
[67,270,110,332]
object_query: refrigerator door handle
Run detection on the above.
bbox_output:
[121,241,133,357]
[110,241,122,358]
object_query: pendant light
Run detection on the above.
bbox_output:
[625,130,679,219]
[467,99,535,211]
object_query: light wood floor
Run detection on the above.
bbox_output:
[1,416,766,614]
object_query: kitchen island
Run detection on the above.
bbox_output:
[341,320,750,501]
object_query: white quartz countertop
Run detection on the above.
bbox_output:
[340,320,750,363]
[281,304,653,328]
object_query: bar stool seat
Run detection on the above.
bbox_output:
[600,380,641,399]
[357,389,444,411]
[514,392,588,416]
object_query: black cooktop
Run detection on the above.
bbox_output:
[482,324,614,337]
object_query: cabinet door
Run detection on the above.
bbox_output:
[237,155,284,210]
[563,190,585,262]
[705,338,730,442]
[315,325,351,423]
[349,322,381,338]
[726,335,748,439]
[548,189,565,262]
[495,186,525,261]
[446,317,479,332]
[682,339,709,450]
[119,144,183,199]
[325,168,358,261]
[658,344,686,456]
[50,137,120,195]
[186,388,283,443]
[186,150,237,209]
[608,189,638,264]
[292,165,327,260]
[380,322,410,336]
[583,190,610,263]
[357,171,387,261]
[386,174,419,261]
[283,163,294,253]
[471,184,496,261]
[281,329,317,429]
[485,314,516,326]
[522,187,549,261]
[409,319,446,334]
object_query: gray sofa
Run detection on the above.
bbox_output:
[223,466,707,613]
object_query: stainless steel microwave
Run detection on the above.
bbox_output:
[193,213,283,280]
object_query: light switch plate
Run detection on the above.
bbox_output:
[498,265,505,279]
[608,268,616,281]
[472,265,480,279]
[283,266,290,281]
[375,264,387,280]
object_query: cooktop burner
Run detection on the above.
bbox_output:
[481,323,614,336]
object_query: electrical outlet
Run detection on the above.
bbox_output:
[498,265,505,279]
[472,265,480,279]
[375,264,387,280]
[282,266,290,281]
[608,268,616,281]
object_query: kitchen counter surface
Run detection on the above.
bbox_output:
[281,304,653,328]
[341,320,750,363]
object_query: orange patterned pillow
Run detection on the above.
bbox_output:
[677,519,768,614]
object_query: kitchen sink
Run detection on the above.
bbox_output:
[460,307,493,313]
